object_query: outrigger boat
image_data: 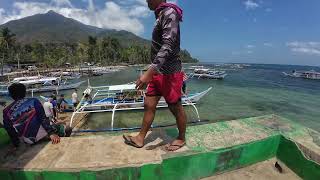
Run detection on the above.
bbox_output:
[283,70,320,80]
[0,76,85,96]
[189,68,227,79]
[69,81,212,129]
[50,71,81,80]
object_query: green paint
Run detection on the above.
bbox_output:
[95,167,140,180]
[215,147,242,172]
[0,170,12,180]
[0,115,319,180]
[12,171,42,180]
[277,136,320,180]
[143,135,281,180]
[140,164,161,180]
[42,171,79,180]
[239,135,280,165]
[80,171,96,180]
[0,135,282,180]
[0,128,10,148]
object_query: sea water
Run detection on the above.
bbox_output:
[1,64,319,132]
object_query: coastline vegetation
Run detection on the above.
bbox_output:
[0,27,198,72]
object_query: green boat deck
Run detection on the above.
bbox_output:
[0,114,319,180]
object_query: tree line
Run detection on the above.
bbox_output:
[0,27,198,72]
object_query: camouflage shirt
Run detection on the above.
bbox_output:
[150,7,182,74]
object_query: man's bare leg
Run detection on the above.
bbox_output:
[166,101,187,151]
[125,95,161,147]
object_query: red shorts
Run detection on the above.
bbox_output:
[146,72,183,104]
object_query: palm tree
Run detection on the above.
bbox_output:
[0,27,16,75]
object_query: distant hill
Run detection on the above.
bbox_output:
[0,10,149,46]
[0,10,198,62]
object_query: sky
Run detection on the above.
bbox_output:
[0,0,320,66]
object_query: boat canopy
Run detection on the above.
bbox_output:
[108,84,136,91]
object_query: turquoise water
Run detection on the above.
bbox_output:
[1,64,320,132]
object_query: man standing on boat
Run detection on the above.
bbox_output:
[124,0,186,151]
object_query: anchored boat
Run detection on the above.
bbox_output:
[0,76,85,96]
[189,68,227,79]
[69,82,212,128]
[283,70,320,80]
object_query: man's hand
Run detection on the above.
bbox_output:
[136,68,156,89]
[49,134,60,144]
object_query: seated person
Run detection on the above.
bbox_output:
[3,83,72,154]
[57,94,68,112]
[83,93,93,104]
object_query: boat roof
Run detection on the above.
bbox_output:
[13,76,41,81]
[304,70,320,74]
[19,77,60,84]
[108,84,136,91]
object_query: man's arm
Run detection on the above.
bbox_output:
[3,113,20,147]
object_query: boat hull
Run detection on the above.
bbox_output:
[0,81,85,96]
[47,87,212,112]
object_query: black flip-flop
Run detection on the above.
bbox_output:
[165,142,186,151]
[123,135,144,148]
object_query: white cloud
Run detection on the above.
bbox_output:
[0,8,5,21]
[243,0,259,10]
[246,45,255,49]
[287,41,320,56]
[51,0,73,7]
[263,43,273,47]
[253,18,257,23]
[265,8,272,12]
[128,6,149,17]
[0,0,152,35]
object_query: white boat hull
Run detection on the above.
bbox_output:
[191,73,227,79]
[77,87,212,112]
[0,81,85,96]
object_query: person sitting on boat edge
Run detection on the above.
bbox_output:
[84,94,93,104]
[2,83,72,156]
[50,94,58,119]
[72,89,79,111]
[123,0,186,151]
[57,94,68,112]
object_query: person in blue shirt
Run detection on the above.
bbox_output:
[3,83,71,155]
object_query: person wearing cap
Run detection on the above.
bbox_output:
[123,0,186,151]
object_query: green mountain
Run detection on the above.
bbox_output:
[0,10,198,63]
[0,10,149,46]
